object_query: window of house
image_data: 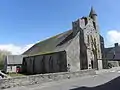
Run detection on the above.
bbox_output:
[10,66,12,70]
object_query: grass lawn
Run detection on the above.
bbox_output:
[7,73,26,77]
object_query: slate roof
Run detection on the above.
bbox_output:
[23,30,74,55]
[104,47,113,55]
[105,46,120,60]
[6,55,26,65]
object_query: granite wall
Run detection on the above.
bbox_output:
[108,61,119,67]
[0,70,96,89]
[65,32,81,71]
[82,17,102,70]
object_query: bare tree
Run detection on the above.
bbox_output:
[0,50,11,69]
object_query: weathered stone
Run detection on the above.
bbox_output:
[0,70,96,89]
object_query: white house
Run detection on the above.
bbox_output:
[3,55,26,73]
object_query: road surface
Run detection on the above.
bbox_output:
[4,69,120,90]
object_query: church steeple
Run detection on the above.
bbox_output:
[89,6,97,16]
[89,6,98,30]
[89,7,97,22]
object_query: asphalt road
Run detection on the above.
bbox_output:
[4,70,120,90]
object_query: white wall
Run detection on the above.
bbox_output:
[7,66,16,73]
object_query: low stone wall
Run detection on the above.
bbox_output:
[0,70,96,89]
[108,61,119,67]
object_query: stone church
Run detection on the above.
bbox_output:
[22,7,103,74]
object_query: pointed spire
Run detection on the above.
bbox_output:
[89,6,97,16]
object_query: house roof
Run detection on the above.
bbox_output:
[104,47,113,54]
[105,46,120,60]
[23,30,74,55]
[6,55,26,65]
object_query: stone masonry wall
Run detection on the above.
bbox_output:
[65,32,80,71]
[83,17,102,69]
[0,70,96,89]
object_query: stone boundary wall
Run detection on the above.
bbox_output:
[0,70,96,89]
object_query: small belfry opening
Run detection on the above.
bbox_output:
[84,17,88,25]
[93,21,96,29]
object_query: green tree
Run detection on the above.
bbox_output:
[0,50,11,69]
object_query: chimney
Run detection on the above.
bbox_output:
[114,43,118,47]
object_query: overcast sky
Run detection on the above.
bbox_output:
[0,0,120,54]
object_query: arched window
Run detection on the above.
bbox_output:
[84,17,88,25]
[87,35,90,45]
[93,21,96,29]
